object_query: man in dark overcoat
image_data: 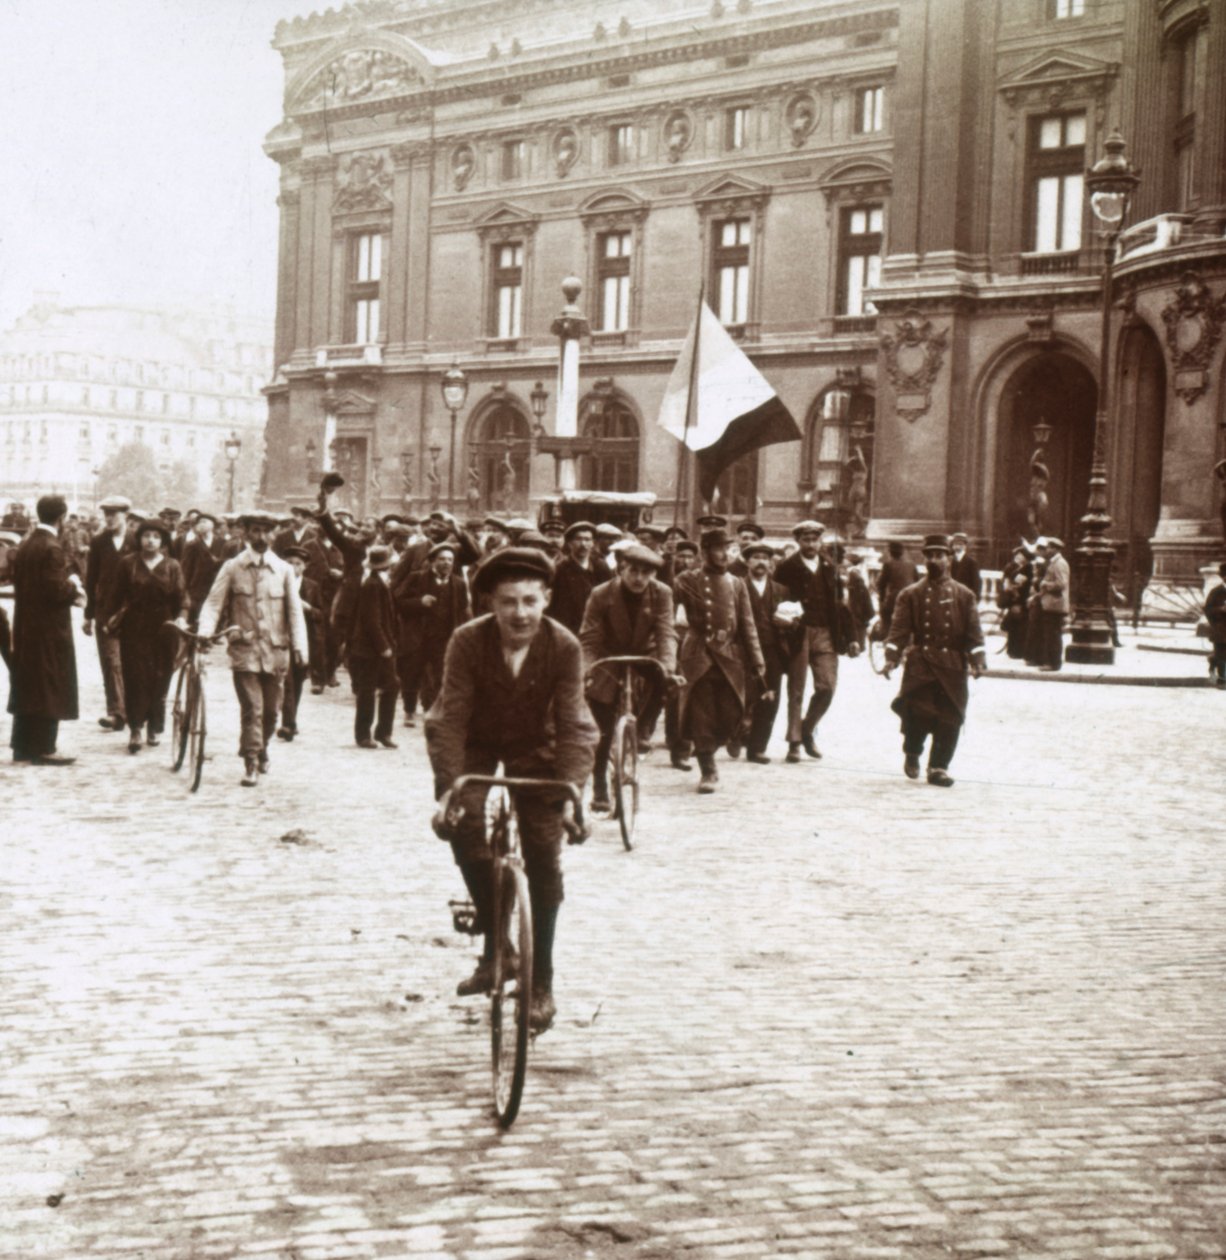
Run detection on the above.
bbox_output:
[738,540,788,764]
[884,533,986,787]
[673,528,765,793]
[773,520,859,763]
[1205,561,1226,688]
[8,495,85,764]
[578,542,678,810]
[83,493,132,730]
[877,540,919,635]
[394,541,472,723]
[549,520,612,635]
[950,532,982,600]
[348,545,400,748]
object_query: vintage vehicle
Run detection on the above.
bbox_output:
[536,489,660,534]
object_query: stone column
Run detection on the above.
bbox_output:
[550,278,589,493]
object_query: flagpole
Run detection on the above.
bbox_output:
[673,282,704,528]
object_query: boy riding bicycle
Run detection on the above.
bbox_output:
[426,547,598,1033]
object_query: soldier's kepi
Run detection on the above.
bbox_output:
[883,533,987,788]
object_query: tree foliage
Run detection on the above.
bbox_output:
[93,442,162,510]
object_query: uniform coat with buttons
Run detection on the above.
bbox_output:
[672,565,765,723]
[885,575,984,721]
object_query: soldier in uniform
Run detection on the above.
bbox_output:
[673,528,765,793]
[884,534,987,787]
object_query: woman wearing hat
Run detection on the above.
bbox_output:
[998,544,1033,660]
[107,519,189,753]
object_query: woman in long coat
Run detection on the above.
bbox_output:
[108,520,188,753]
[998,545,1032,660]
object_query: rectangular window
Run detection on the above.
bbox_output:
[349,232,383,344]
[1028,112,1085,252]
[838,205,884,315]
[725,106,750,151]
[501,140,524,180]
[854,86,884,134]
[492,242,524,339]
[712,219,751,327]
[81,387,90,406]
[595,230,633,332]
[1049,0,1085,16]
[608,123,634,167]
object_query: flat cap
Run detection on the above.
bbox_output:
[618,543,665,570]
[99,494,132,512]
[563,519,597,542]
[792,519,824,538]
[471,545,555,595]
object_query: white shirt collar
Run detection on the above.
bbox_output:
[800,552,819,572]
[750,574,767,594]
[36,523,57,535]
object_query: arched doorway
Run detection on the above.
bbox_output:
[468,401,532,514]
[995,351,1096,558]
[801,386,875,536]
[579,394,640,491]
[1115,322,1167,603]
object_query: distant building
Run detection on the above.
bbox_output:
[0,296,271,511]
[262,0,1225,594]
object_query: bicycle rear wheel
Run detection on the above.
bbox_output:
[171,666,191,771]
[188,681,207,793]
[491,861,533,1128]
[612,714,639,851]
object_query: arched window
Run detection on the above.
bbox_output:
[579,396,640,491]
[711,451,759,518]
[469,402,532,513]
[803,388,875,533]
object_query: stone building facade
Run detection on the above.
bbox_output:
[262,0,1226,594]
[0,297,271,511]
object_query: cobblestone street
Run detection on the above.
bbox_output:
[1,621,1224,1260]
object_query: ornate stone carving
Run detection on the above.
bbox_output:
[334,150,392,212]
[553,127,579,177]
[880,309,949,422]
[664,110,693,163]
[296,49,421,110]
[786,92,819,147]
[390,140,431,168]
[1161,271,1226,404]
[451,143,475,191]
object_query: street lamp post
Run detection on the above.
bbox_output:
[1066,131,1140,666]
[440,362,469,513]
[224,431,242,514]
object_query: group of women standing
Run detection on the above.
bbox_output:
[997,544,1047,664]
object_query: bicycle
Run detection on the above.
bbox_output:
[168,623,235,793]
[440,774,586,1129]
[587,656,668,851]
[866,616,890,676]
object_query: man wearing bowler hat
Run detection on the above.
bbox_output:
[549,520,611,635]
[673,527,765,792]
[348,544,401,749]
[394,539,471,725]
[197,510,308,786]
[884,533,986,787]
[773,519,860,763]
[427,547,597,1033]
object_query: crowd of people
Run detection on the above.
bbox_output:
[9,485,1224,1029]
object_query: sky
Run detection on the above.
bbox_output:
[0,0,296,333]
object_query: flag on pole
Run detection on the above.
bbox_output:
[657,299,801,505]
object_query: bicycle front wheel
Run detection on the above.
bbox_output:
[188,680,207,793]
[171,666,191,771]
[867,621,888,675]
[491,862,533,1128]
[612,714,639,851]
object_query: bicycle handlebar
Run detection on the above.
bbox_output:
[166,622,239,647]
[444,775,587,840]
[589,655,669,678]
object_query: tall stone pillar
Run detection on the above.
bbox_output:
[550,278,589,493]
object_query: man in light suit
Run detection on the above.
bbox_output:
[198,511,308,786]
[1036,536,1070,671]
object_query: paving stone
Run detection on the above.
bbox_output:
[0,627,1222,1258]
